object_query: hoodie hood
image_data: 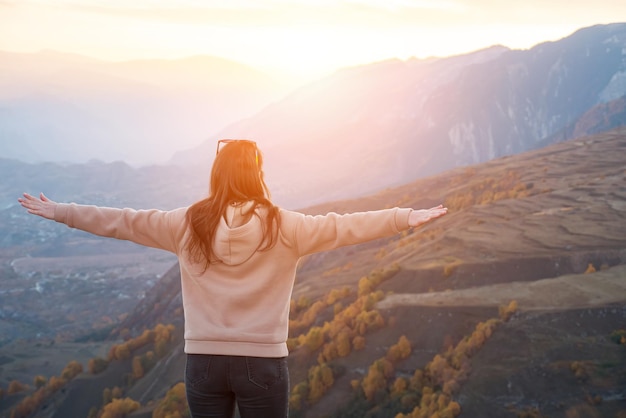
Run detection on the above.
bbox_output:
[213,201,265,266]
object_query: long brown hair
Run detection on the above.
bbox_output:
[185,140,280,269]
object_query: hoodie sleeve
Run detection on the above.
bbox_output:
[54,203,187,254]
[280,207,412,257]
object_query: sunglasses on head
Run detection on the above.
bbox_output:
[216,139,259,165]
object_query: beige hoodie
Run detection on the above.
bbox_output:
[54,202,412,357]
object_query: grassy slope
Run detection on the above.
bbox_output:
[290,128,626,417]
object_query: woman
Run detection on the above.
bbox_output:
[19,139,447,418]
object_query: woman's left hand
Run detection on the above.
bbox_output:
[408,204,448,228]
[18,193,58,220]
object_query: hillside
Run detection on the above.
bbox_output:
[2,128,623,418]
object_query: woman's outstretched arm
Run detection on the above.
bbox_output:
[280,204,448,257]
[18,192,186,253]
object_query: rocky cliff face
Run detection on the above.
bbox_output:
[426,23,626,166]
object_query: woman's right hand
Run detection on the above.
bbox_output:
[18,193,58,220]
[408,204,448,228]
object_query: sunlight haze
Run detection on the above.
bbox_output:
[2,0,626,82]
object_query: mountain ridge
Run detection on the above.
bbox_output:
[171,23,626,207]
[3,23,626,208]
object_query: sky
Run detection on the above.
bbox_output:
[2,0,626,82]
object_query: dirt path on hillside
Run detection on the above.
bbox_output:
[378,265,626,311]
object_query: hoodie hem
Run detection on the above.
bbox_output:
[184,339,289,358]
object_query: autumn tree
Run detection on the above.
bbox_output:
[353,335,366,351]
[152,382,190,418]
[289,381,309,411]
[444,170,530,211]
[318,340,338,364]
[307,364,334,403]
[333,302,343,315]
[100,397,140,418]
[61,360,83,380]
[286,337,299,351]
[499,300,518,322]
[361,358,394,401]
[355,309,385,335]
[387,335,412,362]
[46,376,66,392]
[154,323,175,357]
[112,386,123,399]
[296,294,311,311]
[358,276,374,296]
[303,326,325,351]
[108,323,175,362]
[325,287,351,305]
[88,357,109,374]
[9,397,37,418]
[33,375,47,389]
[132,356,145,380]
[390,377,408,399]
[7,380,28,394]
[109,343,131,361]
[9,375,68,418]
[336,329,352,357]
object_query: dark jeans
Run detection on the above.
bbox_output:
[185,354,289,418]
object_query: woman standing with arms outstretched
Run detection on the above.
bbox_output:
[19,139,447,418]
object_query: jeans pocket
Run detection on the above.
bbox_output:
[185,354,212,389]
[245,356,286,390]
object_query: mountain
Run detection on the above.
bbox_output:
[545,94,626,144]
[3,23,625,207]
[0,50,290,164]
[173,22,626,207]
[3,128,623,418]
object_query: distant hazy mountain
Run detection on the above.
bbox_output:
[173,22,626,206]
[0,50,289,164]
